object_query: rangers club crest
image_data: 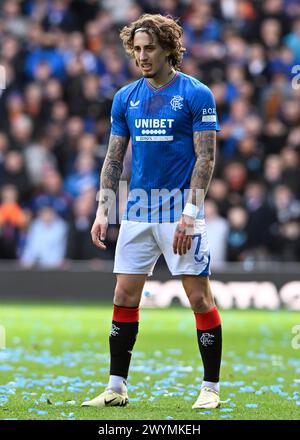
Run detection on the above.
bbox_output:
[110,323,120,337]
[200,333,215,347]
[170,95,184,111]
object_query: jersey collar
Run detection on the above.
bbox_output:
[145,71,180,93]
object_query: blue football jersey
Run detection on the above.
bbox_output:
[111,72,220,222]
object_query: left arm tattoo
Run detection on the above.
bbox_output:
[187,130,216,206]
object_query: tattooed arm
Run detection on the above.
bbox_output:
[91,134,129,249]
[173,130,216,255]
[187,130,216,203]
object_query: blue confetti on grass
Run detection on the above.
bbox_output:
[245,404,258,408]
[239,386,255,393]
[0,365,13,371]
[151,390,167,396]
[270,385,282,393]
[220,408,233,412]
[60,412,75,418]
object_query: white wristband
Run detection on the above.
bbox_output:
[182,203,199,219]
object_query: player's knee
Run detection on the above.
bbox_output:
[114,285,140,307]
[188,291,214,313]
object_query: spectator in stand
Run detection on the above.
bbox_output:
[0,133,9,170]
[41,78,64,120]
[23,82,46,136]
[272,184,300,225]
[67,73,112,131]
[76,133,104,171]
[280,98,300,131]
[260,18,282,51]
[205,199,229,266]
[260,118,288,155]
[25,31,66,81]
[263,154,283,191]
[24,134,58,187]
[246,43,269,96]
[57,116,85,175]
[62,31,98,75]
[31,169,72,219]
[287,126,300,150]
[0,184,27,259]
[235,135,263,180]
[66,190,101,260]
[284,16,300,63]
[21,205,67,268]
[269,45,296,80]
[9,113,33,151]
[207,178,230,218]
[222,161,248,196]
[270,185,300,259]
[64,153,98,199]
[0,150,31,202]
[0,0,28,38]
[0,34,25,88]
[244,181,276,258]
[40,0,79,32]
[277,218,300,261]
[98,47,129,99]
[226,206,249,262]
[280,146,300,197]
[220,98,251,156]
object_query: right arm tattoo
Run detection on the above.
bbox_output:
[97,134,129,216]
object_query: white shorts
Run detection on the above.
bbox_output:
[113,220,211,277]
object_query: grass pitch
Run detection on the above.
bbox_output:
[0,303,299,420]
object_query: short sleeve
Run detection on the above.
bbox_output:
[190,85,221,132]
[111,90,130,137]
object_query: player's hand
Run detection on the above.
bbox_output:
[173,215,195,256]
[91,214,108,250]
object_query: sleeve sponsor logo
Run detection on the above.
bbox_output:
[202,115,217,122]
[202,108,216,122]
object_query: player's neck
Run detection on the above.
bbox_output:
[147,66,176,89]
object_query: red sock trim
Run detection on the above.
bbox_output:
[113,304,139,323]
[194,306,221,330]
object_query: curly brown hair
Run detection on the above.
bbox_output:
[119,14,186,71]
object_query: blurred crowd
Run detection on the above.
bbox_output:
[0,0,300,268]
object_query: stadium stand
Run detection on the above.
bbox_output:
[0,0,299,267]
